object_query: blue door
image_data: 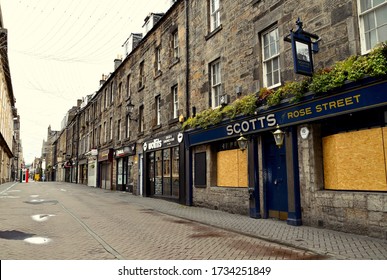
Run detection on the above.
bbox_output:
[263,134,288,220]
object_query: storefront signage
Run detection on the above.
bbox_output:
[98,148,113,162]
[226,114,276,135]
[187,80,387,146]
[115,145,136,158]
[143,132,182,152]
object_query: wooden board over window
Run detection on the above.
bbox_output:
[217,149,248,187]
[323,127,387,191]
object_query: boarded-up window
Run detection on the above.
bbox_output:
[323,127,387,191]
[217,149,248,187]
[194,152,207,187]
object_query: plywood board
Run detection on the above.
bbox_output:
[323,128,387,191]
[217,149,248,187]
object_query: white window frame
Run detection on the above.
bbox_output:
[172,85,179,119]
[210,0,220,31]
[210,60,222,108]
[109,117,113,140]
[139,62,145,88]
[156,95,161,125]
[156,46,162,72]
[262,27,281,89]
[126,115,130,139]
[358,0,387,54]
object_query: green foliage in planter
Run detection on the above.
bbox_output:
[309,42,387,93]
[364,42,387,76]
[223,93,257,119]
[182,94,258,130]
[266,79,309,106]
[182,107,223,129]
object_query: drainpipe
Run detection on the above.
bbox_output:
[184,0,193,206]
[75,109,80,184]
[185,0,190,118]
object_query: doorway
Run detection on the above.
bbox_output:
[263,134,288,220]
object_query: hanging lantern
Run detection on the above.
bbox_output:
[237,133,248,151]
[273,125,285,148]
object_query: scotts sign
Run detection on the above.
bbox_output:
[187,80,387,146]
[143,132,184,152]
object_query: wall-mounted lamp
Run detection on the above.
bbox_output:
[126,100,138,121]
[237,133,248,151]
[273,125,285,148]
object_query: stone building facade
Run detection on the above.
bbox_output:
[52,0,387,238]
[0,7,17,184]
[184,0,387,238]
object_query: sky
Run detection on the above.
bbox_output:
[2,0,172,165]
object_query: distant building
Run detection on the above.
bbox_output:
[0,4,19,184]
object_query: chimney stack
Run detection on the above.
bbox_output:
[100,74,106,86]
[114,56,122,70]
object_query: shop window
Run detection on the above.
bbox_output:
[172,147,179,197]
[163,149,171,196]
[155,150,163,195]
[148,147,179,197]
[323,127,387,191]
[358,0,387,54]
[194,152,207,187]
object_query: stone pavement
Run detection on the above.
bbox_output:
[1,181,386,259]
[108,188,387,260]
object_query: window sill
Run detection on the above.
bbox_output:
[169,58,180,68]
[168,118,179,125]
[154,70,162,79]
[138,85,145,92]
[152,124,162,131]
[205,25,223,41]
